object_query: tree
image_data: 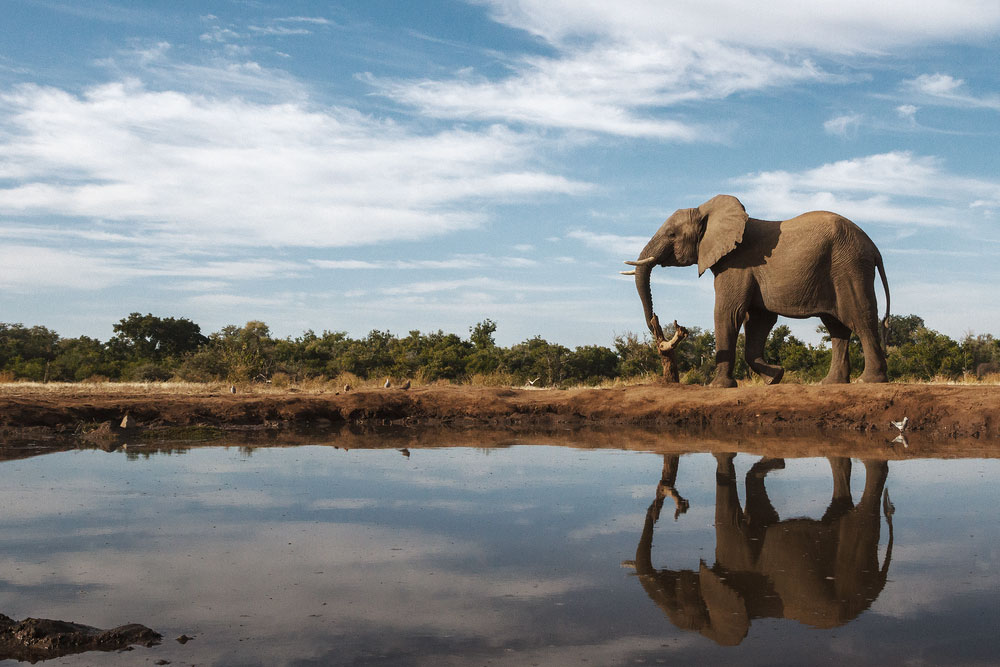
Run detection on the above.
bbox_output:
[0,323,61,380]
[888,326,963,380]
[613,332,661,379]
[470,319,497,349]
[109,313,207,361]
[212,321,276,382]
[885,314,925,348]
[50,336,116,381]
[502,336,569,386]
[564,345,619,385]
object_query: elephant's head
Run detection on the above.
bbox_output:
[623,194,748,332]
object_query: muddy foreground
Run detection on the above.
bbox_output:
[1,382,998,459]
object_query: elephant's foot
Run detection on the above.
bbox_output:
[820,371,850,384]
[710,373,737,388]
[754,363,784,385]
[858,369,889,383]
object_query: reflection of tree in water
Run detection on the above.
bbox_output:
[628,454,894,645]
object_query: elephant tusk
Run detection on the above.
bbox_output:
[619,270,636,275]
[624,257,656,266]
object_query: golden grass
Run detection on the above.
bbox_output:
[0,370,997,396]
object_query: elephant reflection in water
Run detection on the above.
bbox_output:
[631,454,893,646]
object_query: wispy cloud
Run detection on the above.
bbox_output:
[477,0,1000,52]
[0,244,300,292]
[566,231,649,257]
[736,151,1000,227]
[0,70,588,252]
[824,113,863,137]
[379,277,576,296]
[903,73,1000,110]
[371,38,822,139]
[375,1,999,140]
[310,254,537,271]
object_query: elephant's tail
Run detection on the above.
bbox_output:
[876,251,890,350]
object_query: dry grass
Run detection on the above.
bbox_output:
[1,370,998,397]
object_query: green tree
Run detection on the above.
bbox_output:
[613,332,660,379]
[502,336,569,386]
[564,345,619,385]
[49,336,117,381]
[0,323,61,380]
[888,326,963,380]
[885,314,925,347]
[109,313,207,361]
[210,321,276,382]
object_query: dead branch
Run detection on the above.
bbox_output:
[649,314,689,383]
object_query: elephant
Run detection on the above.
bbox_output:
[627,454,894,645]
[622,195,890,387]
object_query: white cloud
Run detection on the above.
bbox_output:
[0,245,144,290]
[276,17,332,25]
[248,25,312,36]
[309,254,537,271]
[896,104,919,123]
[375,1,999,139]
[0,243,301,292]
[903,73,1000,110]
[909,73,965,96]
[824,113,863,137]
[379,277,575,296]
[567,230,649,257]
[0,78,588,251]
[736,152,1000,226]
[476,0,1000,52]
[371,38,823,139]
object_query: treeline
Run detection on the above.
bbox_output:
[1,313,998,386]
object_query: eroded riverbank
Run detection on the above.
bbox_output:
[2,382,999,447]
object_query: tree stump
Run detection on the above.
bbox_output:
[649,315,689,383]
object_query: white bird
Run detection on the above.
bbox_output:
[343,384,352,392]
[400,379,411,390]
[383,378,391,389]
[891,416,909,432]
[229,385,236,394]
[527,377,540,386]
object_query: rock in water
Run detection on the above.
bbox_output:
[0,613,161,662]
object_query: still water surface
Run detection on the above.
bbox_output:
[1,441,998,665]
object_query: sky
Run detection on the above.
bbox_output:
[1,0,998,347]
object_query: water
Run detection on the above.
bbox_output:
[1,440,998,665]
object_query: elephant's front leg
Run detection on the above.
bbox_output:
[711,301,743,388]
[745,310,784,384]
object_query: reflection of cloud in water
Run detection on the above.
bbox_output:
[1,447,999,664]
[0,518,594,664]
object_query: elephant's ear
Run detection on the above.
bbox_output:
[697,195,748,276]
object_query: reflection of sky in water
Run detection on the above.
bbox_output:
[0,445,997,665]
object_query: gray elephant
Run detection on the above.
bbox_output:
[629,454,894,645]
[623,195,890,387]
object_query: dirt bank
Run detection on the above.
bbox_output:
[1,382,997,442]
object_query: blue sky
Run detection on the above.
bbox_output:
[1,0,998,347]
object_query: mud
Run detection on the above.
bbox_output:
[1,383,999,459]
[0,613,160,663]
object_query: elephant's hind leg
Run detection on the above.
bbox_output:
[820,315,851,384]
[745,310,784,384]
[839,275,888,383]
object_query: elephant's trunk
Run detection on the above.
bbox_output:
[635,262,656,335]
[632,236,663,334]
